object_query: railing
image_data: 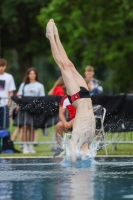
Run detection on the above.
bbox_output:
[0,97,56,146]
[0,97,133,153]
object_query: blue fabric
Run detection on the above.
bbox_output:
[1,149,14,154]
[0,106,9,129]
[90,88,102,96]
[0,129,9,138]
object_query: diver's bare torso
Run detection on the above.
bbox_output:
[72,98,95,146]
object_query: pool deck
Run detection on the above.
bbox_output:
[0,155,133,159]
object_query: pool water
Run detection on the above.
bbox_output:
[0,157,133,200]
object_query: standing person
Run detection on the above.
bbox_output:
[84,66,103,96]
[46,19,95,163]
[0,58,16,130]
[18,67,45,154]
[48,76,65,96]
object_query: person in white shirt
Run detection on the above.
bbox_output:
[16,67,45,154]
[0,58,16,129]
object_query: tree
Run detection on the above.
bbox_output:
[38,0,133,93]
[0,0,58,90]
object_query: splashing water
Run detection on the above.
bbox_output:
[60,136,100,168]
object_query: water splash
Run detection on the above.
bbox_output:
[60,157,93,168]
[60,136,100,168]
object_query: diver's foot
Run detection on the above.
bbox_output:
[46,19,54,39]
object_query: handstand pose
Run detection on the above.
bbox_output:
[46,19,95,163]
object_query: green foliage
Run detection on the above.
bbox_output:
[38,0,133,93]
[1,0,49,53]
[1,0,133,93]
[1,0,59,91]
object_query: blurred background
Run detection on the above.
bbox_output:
[0,0,133,94]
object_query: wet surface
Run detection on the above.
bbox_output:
[0,157,133,200]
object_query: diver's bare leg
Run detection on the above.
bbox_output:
[54,23,88,89]
[46,19,79,96]
[46,20,64,69]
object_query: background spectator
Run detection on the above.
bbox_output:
[0,58,16,130]
[84,66,103,96]
[48,76,65,96]
[53,95,76,157]
[17,67,45,154]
